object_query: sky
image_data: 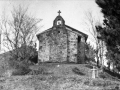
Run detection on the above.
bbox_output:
[0,0,104,48]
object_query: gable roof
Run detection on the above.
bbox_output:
[36,28,52,39]
[65,25,88,41]
[37,25,88,41]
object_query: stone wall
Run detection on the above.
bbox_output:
[49,28,67,62]
[67,29,86,63]
[38,27,67,63]
[68,31,78,63]
[38,27,86,63]
[38,32,50,63]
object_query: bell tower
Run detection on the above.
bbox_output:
[53,10,65,27]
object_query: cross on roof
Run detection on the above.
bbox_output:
[58,10,61,16]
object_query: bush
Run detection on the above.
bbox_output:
[103,67,120,79]
[114,84,119,90]
[99,72,107,79]
[92,81,104,86]
[85,64,93,69]
[84,80,90,85]
[8,59,31,75]
[12,66,31,75]
[29,67,51,75]
[72,67,85,75]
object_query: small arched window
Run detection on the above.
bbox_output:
[57,19,62,25]
[57,20,61,25]
[58,30,60,33]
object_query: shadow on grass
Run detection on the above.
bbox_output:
[72,67,85,76]
[85,64,93,69]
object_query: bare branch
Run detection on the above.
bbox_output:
[84,10,105,67]
[1,5,41,62]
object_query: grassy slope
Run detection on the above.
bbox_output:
[30,63,119,80]
[30,63,92,76]
[0,63,120,90]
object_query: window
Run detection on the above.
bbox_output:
[57,20,62,25]
[57,19,62,25]
[78,36,81,43]
[58,30,60,33]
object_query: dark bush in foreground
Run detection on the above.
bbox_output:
[103,67,120,79]
[8,59,31,75]
[12,67,31,76]
[29,67,53,75]
[99,72,107,79]
[84,80,90,85]
[72,67,85,75]
[85,64,93,69]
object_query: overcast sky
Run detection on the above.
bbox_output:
[0,0,103,47]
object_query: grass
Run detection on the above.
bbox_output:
[0,75,120,90]
[30,63,92,77]
[72,67,85,75]
[0,63,120,90]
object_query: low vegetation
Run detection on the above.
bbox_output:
[0,57,120,90]
[0,74,120,90]
[72,67,85,75]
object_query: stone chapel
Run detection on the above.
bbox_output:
[37,11,88,64]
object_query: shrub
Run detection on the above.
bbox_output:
[8,59,31,75]
[72,67,85,75]
[84,80,90,85]
[92,80,104,86]
[114,84,119,90]
[99,72,107,79]
[29,67,51,75]
[12,66,31,75]
[85,64,93,69]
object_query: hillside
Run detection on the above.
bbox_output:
[29,63,92,77]
[29,63,120,80]
[0,63,119,90]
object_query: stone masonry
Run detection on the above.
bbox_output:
[37,11,88,64]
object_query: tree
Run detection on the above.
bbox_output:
[96,0,120,71]
[0,6,41,63]
[84,11,105,67]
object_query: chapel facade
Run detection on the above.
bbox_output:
[37,11,88,64]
